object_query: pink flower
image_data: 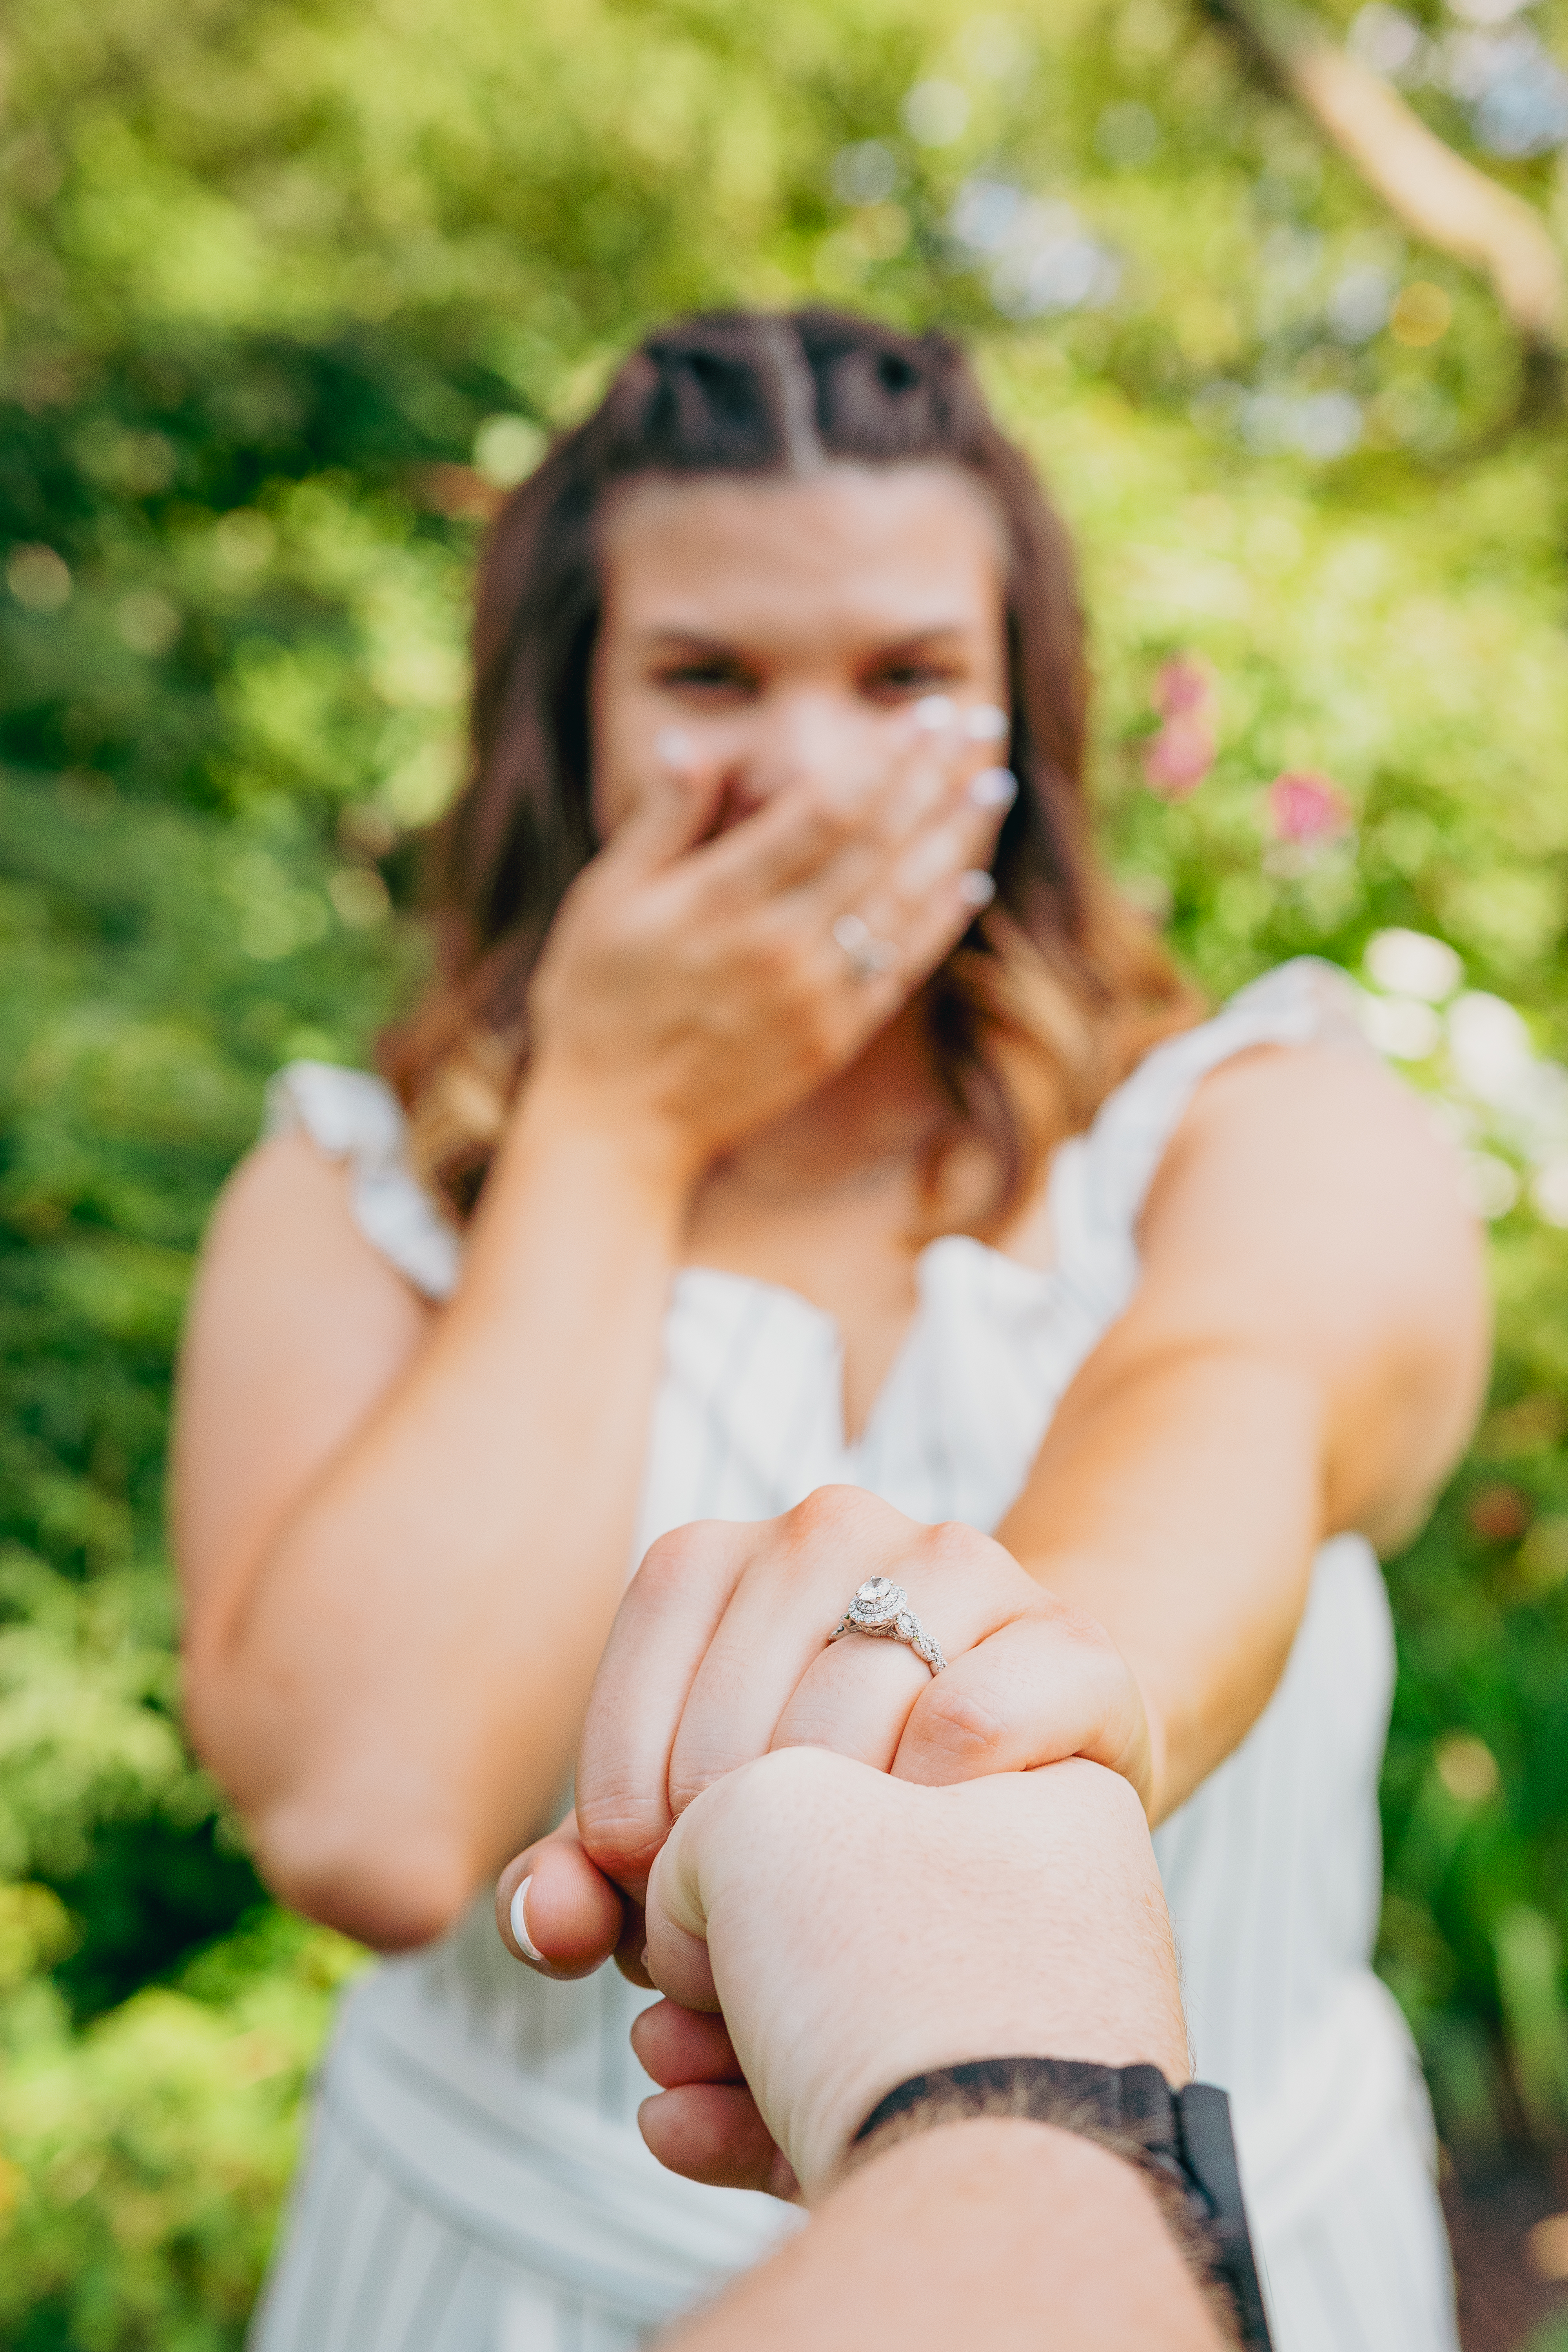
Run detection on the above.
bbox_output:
[1267,769,1352,842]
[1143,715,1215,797]
[1142,653,1218,798]
[1153,655,1214,721]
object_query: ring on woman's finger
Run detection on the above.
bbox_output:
[828,1576,946,1675]
[833,913,898,983]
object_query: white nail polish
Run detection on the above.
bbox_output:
[655,726,695,772]
[964,704,1009,743]
[912,694,956,733]
[969,766,1018,811]
[509,1877,545,1964]
[958,869,996,909]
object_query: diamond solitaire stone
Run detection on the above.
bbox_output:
[829,1577,944,1674]
[851,1577,904,1627]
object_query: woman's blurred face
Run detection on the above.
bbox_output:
[590,464,1009,836]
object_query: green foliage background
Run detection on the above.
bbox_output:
[1,0,1566,2341]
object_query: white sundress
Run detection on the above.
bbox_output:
[249,958,1459,2352]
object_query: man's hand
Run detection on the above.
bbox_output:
[497,1486,1153,2016]
[631,1746,1187,2199]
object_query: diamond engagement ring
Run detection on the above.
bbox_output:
[828,1576,946,1675]
[833,913,897,983]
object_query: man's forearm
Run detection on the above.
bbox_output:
[663,2117,1231,2352]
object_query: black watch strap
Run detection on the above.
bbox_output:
[852,2057,1274,2352]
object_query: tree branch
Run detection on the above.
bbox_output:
[1200,0,1566,368]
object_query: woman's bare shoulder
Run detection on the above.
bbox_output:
[1162,1033,1463,1207]
[1145,1034,1477,1284]
[1130,1038,1489,1535]
[205,1126,430,1303]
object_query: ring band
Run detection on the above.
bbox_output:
[828,1575,946,1675]
[833,913,897,983]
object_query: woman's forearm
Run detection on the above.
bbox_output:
[1000,1346,1325,1825]
[185,1084,693,1946]
[1002,1040,1486,1827]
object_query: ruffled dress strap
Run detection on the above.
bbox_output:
[263,1062,461,1302]
[1047,956,1367,1331]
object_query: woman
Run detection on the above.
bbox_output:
[174,309,1487,2352]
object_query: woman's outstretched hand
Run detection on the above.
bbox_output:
[576,1484,1154,1878]
[495,1485,1157,2185]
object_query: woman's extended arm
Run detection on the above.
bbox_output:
[176,1091,692,1949]
[493,1031,1488,2196]
[175,715,1003,1948]
[559,1036,1489,1917]
[999,1038,1491,1820]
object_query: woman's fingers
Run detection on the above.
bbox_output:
[892,1611,1155,1814]
[494,1820,626,1980]
[581,1492,1066,1894]
[637,2083,800,2200]
[765,754,1008,1038]
[765,1622,936,1770]
[762,1509,1036,1769]
[612,1894,655,1989]
[575,1521,752,1892]
[663,1493,939,1818]
[603,731,733,878]
[682,759,904,906]
[797,755,1011,929]
[579,1495,920,1883]
[630,1998,742,2089]
[686,710,960,905]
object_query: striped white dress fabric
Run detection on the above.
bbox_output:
[250,958,1459,2352]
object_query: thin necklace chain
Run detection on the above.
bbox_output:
[713,1147,921,1207]
[714,1117,953,1207]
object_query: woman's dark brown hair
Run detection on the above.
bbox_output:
[383,306,1200,1230]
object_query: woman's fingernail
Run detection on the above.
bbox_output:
[958,869,997,909]
[969,766,1018,812]
[965,704,1009,743]
[640,1945,652,1976]
[509,1877,545,1964]
[912,694,956,733]
[655,727,695,772]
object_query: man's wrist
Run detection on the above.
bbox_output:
[668,2116,1234,2352]
[843,2058,1271,2352]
